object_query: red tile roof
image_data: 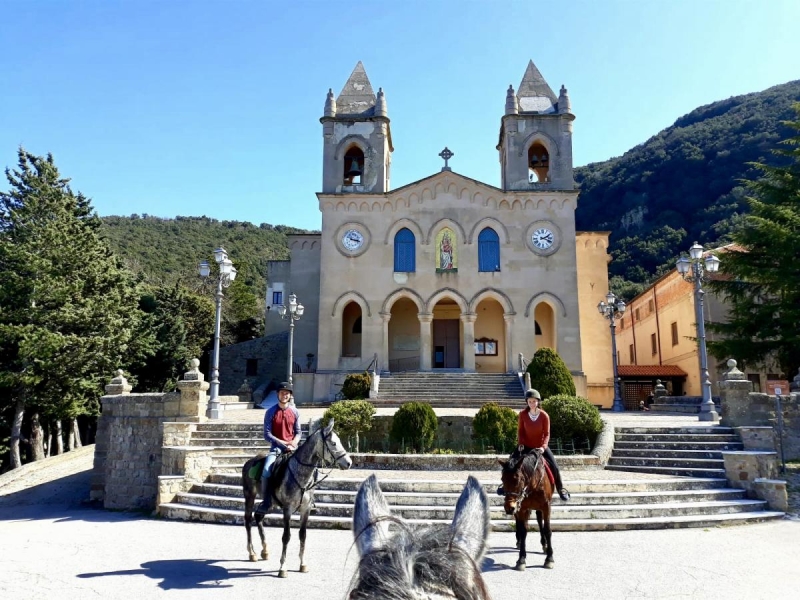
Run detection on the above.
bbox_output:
[617,365,688,377]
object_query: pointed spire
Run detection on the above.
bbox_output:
[505,84,518,115]
[558,84,571,114]
[374,87,388,118]
[517,60,557,113]
[324,88,336,117]
[336,61,377,116]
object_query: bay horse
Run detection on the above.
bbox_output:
[498,447,554,571]
[348,474,492,600]
[241,418,352,577]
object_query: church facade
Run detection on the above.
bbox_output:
[262,61,615,407]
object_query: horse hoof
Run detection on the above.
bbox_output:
[279,570,288,578]
[300,565,309,573]
[514,562,526,572]
[544,560,554,570]
[261,552,268,560]
[249,554,257,563]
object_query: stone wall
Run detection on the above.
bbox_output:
[218,331,288,395]
[90,362,210,510]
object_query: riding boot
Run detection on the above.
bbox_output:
[256,477,271,514]
[554,474,570,502]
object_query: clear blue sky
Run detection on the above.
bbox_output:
[2,0,798,232]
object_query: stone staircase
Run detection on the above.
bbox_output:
[607,426,738,478]
[650,395,722,414]
[376,372,523,407]
[157,423,784,529]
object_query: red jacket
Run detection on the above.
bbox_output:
[517,408,551,449]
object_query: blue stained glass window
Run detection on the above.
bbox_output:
[394,228,416,272]
[478,228,500,272]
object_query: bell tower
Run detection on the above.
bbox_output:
[497,60,575,191]
[321,62,393,194]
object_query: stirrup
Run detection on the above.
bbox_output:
[558,488,571,502]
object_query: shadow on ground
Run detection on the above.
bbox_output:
[77,559,274,589]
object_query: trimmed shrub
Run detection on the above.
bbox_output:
[322,399,376,452]
[341,372,371,400]
[526,348,576,399]
[542,394,603,447]
[472,402,518,453]
[389,401,438,452]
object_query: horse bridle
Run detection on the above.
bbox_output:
[288,427,348,493]
[504,453,544,517]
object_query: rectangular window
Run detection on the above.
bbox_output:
[272,291,283,306]
[671,321,678,346]
[635,308,641,321]
[648,299,654,313]
[651,333,657,355]
[629,344,635,364]
[245,359,258,377]
[617,350,621,365]
[619,318,624,330]
[747,374,761,393]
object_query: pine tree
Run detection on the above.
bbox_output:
[707,106,800,378]
[0,149,146,468]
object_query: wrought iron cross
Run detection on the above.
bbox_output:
[438,147,454,171]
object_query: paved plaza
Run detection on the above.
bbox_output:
[1,441,799,599]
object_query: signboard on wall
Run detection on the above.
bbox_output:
[766,380,790,395]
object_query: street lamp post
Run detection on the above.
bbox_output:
[277,293,304,386]
[676,242,721,422]
[199,247,237,420]
[598,291,627,412]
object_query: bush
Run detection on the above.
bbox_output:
[526,348,576,399]
[472,402,518,453]
[541,394,603,447]
[322,400,376,452]
[341,372,371,400]
[390,402,438,452]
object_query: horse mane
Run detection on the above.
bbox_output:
[348,517,491,600]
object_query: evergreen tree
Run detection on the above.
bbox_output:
[0,149,146,468]
[707,106,800,378]
[525,348,576,400]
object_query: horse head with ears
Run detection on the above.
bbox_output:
[348,474,492,600]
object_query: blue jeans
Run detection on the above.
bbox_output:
[261,448,282,481]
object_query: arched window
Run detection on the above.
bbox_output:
[478,227,500,272]
[394,228,415,272]
[343,146,364,185]
[528,142,549,183]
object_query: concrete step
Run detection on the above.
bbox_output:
[608,457,724,469]
[614,427,734,435]
[158,503,783,531]
[650,405,704,414]
[614,441,743,451]
[605,465,727,478]
[611,449,726,460]
[614,433,739,443]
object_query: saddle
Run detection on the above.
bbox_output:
[248,452,293,491]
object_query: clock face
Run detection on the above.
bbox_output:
[531,228,555,250]
[342,229,364,251]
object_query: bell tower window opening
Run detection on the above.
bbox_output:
[343,146,364,186]
[528,142,550,183]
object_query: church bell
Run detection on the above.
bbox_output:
[346,158,363,178]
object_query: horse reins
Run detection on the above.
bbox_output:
[287,428,348,494]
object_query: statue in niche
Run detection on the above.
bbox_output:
[436,228,457,273]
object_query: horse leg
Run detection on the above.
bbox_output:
[244,486,258,562]
[514,516,527,571]
[278,509,291,578]
[257,511,269,561]
[541,504,554,569]
[298,504,311,573]
[536,510,546,552]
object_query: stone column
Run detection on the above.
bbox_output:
[176,359,210,423]
[461,312,477,372]
[419,312,433,371]
[90,370,132,502]
[718,359,753,427]
[504,314,515,372]
[380,311,391,371]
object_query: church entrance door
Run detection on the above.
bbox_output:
[432,319,460,368]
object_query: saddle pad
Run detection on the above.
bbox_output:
[542,460,555,487]
[247,457,265,480]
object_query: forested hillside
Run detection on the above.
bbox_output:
[100,215,310,295]
[575,80,800,298]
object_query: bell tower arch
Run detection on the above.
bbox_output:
[497,60,576,191]
[320,61,393,194]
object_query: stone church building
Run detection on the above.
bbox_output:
[223,61,615,407]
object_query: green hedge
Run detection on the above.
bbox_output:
[472,402,518,453]
[542,394,603,447]
[322,399,376,451]
[526,348,576,399]
[389,401,438,452]
[341,372,371,400]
